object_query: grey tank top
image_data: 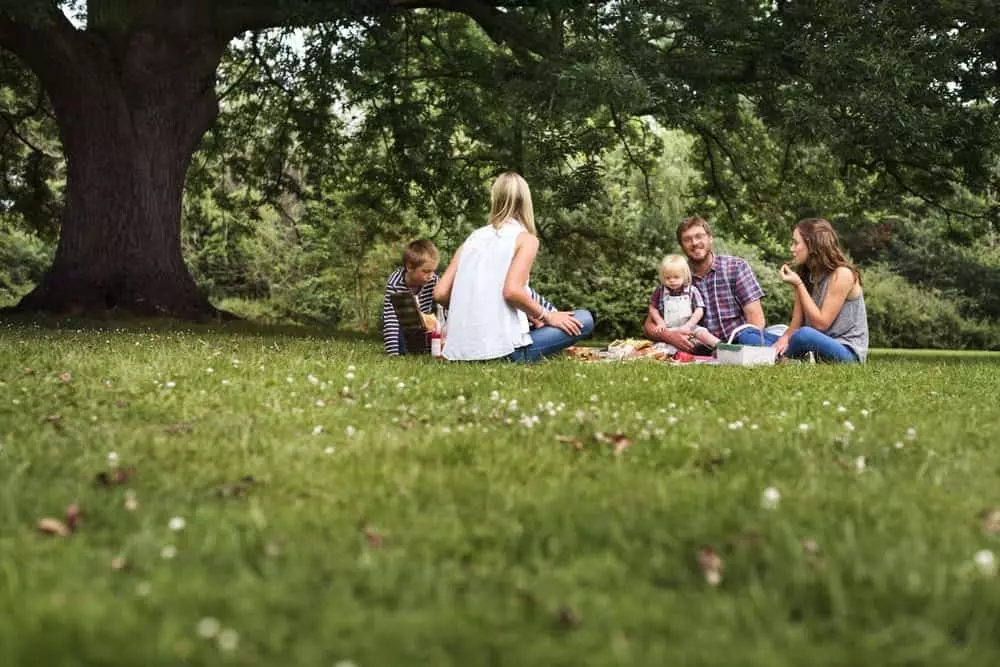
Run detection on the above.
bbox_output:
[811,273,869,362]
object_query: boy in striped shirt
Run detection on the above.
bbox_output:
[381,240,440,356]
[381,240,557,355]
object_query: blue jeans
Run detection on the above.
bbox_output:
[785,326,858,363]
[509,309,595,363]
[733,326,783,346]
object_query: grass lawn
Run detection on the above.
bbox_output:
[2,320,1000,666]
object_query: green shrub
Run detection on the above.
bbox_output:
[0,221,53,305]
[863,264,1000,350]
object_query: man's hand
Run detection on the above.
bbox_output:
[660,328,695,353]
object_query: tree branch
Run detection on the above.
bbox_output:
[215,0,548,59]
[0,4,86,90]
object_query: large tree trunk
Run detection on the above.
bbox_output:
[5,19,229,320]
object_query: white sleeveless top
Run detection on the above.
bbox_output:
[444,220,533,360]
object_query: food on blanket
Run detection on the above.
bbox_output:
[566,345,601,361]
[420,312,438,331]
[608,338,652,351]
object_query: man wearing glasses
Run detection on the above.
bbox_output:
[644,215,782,353]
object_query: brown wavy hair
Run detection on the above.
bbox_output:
[795,218,861,286]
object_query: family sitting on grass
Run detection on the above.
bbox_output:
[382,172,868,364]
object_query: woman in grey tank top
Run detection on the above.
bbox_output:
[773,218,869,363]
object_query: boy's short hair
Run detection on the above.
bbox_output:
[676,215,712,245]
[403,239,439,268]
[659,254,692,285]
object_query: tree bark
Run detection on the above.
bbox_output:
[2,13,230,319]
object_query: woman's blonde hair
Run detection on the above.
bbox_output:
[659,254,691,286]
[489,172,536,235]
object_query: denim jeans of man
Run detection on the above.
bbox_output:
[509,309,595,363]
[732,324,786,346]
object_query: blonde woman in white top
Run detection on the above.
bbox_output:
[434,172,594,362]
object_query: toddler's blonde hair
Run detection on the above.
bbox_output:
[659,254,692,286]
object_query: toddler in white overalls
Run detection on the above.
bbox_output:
[647,254,721,350]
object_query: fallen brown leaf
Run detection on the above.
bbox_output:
[42,414,63,426]
[213,475,256,499]
[111,556,128,571]
[697,547,724,586]
[555,435,584,451]
[65,503,80,532]
[58,372,72,383]
[95,466,137,487]
[399,420,417,430]
[594,432,632,455]
[38,517,71,537]
[555,605,581,630]
[363,525,383,548]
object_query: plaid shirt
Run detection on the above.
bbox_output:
[689,254,765,341]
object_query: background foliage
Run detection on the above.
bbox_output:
[2,5,1000,348]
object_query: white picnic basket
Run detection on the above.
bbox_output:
[714,324,777,366]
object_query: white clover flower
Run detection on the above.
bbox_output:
[221,379,231,386]
[728,421,744,430]
[490,390,501,401]
[798,423,810,432]
[161,545,178,560]
[751,424,760,430]
[206,368,214,374]
[107,451,120,466]
[667,416,678,425]
[456,395,466,404]
[307,374,319,385]
[836,405,847,413]
[345,425,356,437]
[855,456,866,472]
[441,426,452,434]
[347,365,356,372]
[860,409,871,417]
[906,427,917,440]
[396,382,406,390]
[894,441,904,450]
[196,617,221,639]
[135,581,152,597]
[761,487,781,509]
[312,425,324,435]
[345,372,355,381]
[165,381,176,389]
[168,516,186,532]
[822,400,831,407]
[324,446,335,455]
[975,549,997,576]
[589,394,598,403]
[843,421,855,432]
[217,628,239,651]
[315,399,325,408]
[286,376,294,383]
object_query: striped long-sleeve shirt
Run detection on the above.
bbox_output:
[382,268,439,355]
[381,268,557,355]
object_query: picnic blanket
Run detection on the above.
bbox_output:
[566,339,717,364]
